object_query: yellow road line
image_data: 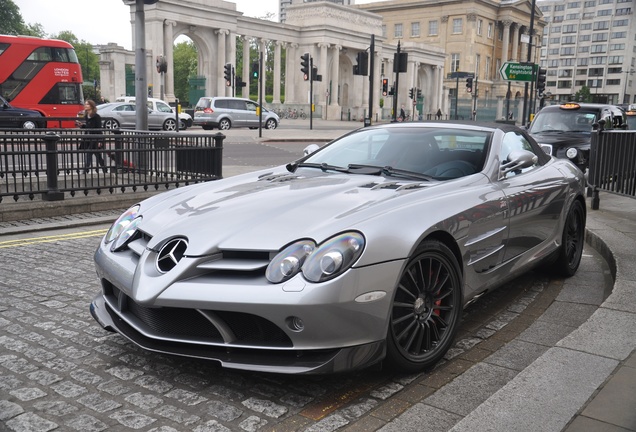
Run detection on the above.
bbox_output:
[0,229,107,248]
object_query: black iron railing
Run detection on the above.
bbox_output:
[0,129,224,203]
[588,129,636,209]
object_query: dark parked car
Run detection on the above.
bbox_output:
[0,95,44,129]
[90,121,587,374]
[528,102,626,172]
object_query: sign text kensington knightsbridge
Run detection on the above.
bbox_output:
[499,62,537,82]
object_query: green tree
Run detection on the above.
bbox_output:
[0,0,26,35]
[573,86,592,103]
[173,40,198,106]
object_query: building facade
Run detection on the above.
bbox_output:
[358,0,546,120]
[537,0,635,105]
[279,0,354,23]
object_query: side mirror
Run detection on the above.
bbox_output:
[500,149,538,178]
[303,144,320,156]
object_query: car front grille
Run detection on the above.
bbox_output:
[104,283,292,348]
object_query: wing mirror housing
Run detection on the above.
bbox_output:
[500,149,538,178]
[303,144,320,156]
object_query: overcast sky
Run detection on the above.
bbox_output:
[13,0,377,50]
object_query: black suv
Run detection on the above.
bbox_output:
[528,102,626,172]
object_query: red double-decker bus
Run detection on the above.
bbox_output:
[0,35,84,128]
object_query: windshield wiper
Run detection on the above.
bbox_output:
[291,163,433,181]
[379,166,434,181]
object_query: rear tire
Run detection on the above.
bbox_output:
[385,240,463,373]
[104,119,119,129]
[551,200,585,277]
[219,119,231,130]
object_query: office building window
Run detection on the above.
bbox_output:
[452,18,463,34]
[411,22,420,37]
[429,20,438,36]
[451,53,460,72]
[395,23,403,38]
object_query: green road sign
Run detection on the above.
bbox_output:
[499,62,536,82]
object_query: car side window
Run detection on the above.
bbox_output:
[156,102,172,113]
[500,131,540,176]
[245,101,258,112]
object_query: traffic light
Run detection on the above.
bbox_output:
[388,86,395,96]
[409,88,415,99]
[536,67,547,96]
[251,62,259,80]
[156,56,167,73]
[353,51,369,76]
[466,77,473,93]
[224,63,232,86]
[417,88,422,99]
[381,78,388,96]
[235,77,246,89]
[300,53,310,81]
[312,66,322,82]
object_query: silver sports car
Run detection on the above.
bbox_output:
[90,122,587,374]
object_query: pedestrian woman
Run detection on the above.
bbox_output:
[77,99,106,172]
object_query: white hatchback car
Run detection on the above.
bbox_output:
[116,97,192,130]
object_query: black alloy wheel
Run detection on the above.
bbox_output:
[386,240,462,373]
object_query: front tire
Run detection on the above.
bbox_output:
[551,200,585,277]
[385,240,463,373]
[265,119,278,129]
[163,119,177,131]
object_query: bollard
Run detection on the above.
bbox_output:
[212,133,225,179]
[591,186,600,210]
[42,132,64,201]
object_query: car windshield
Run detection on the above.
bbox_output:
[300,127,491,180]
[529,109,598,134]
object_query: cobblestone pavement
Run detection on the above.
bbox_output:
[1,224,610,431]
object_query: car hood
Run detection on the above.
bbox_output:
[530,132,590,149]
[136,167,454,255]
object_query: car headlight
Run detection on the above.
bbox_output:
[110,216,142,251]
[105,205,140,245]
[302,232,364,282]
[566,148,578,159]
[266,232,366,284]
[266,240,315,283]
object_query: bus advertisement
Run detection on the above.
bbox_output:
[0,35,84,128]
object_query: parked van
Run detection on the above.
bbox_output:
[115,97,193,130]
[193,97,280,130]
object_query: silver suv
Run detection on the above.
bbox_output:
[193,97,279,130]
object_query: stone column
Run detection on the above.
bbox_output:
[273,41,283,104]
[511,24,520,61]
[319,43,329,117]
[501,20,512,62]
[285,43,298,104]
[216,29,228,96]
[259,39,268,103]
[163,20,176,102]
[373,50,382,122]
[329,44,343,120]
